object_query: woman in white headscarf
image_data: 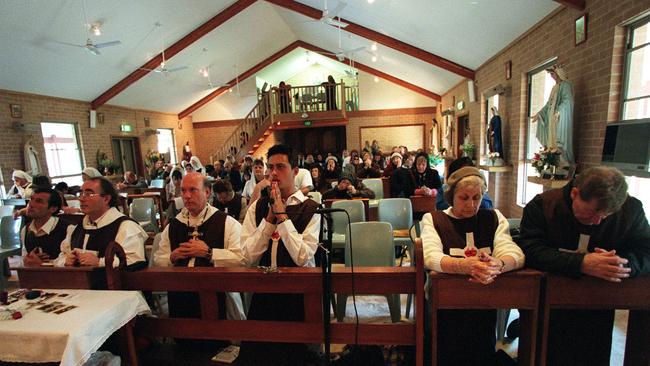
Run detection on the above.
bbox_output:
[81,167,103,182]
[189,156,206,176]
[8,170,34,199]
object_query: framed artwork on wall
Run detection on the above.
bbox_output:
[575,13,587,46]
[505,60,512,80]
[10,104,22,118]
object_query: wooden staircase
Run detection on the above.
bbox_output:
[208,94,274,162]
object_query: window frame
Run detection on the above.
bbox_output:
[620,14,650,120]
[40,121,84,183]
[518,59,557,206]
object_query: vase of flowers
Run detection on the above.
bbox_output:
[531,147,562,178]
[461,141,475,159]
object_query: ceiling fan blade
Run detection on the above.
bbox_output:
[86,46,100,55]
[326,17,348,28]
[329,1,346,18]
[344,46,366,54]
[165,66,188,73]
[55,41,86,48]
[94,40,121,49]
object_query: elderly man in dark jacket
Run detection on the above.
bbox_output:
[518,166,650,366]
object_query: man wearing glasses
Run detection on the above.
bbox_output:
[54,177,147,269]
[519,166,650,365]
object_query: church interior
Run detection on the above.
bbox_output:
[0,0,649,365]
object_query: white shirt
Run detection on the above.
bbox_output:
[421,208,525,273]
[153,205,246,268]
[241,190,321,267]
[54,207,148,267]
[242,177,261,200]
[20,216,63,256]
[294,168,314,191]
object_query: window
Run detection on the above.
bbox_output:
[157,128,177,165]
[41,122,84,186]
[621,15,650,120]
[518,60,557,205]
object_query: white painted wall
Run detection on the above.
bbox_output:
[357,72,436,110]
[191,77,259,122]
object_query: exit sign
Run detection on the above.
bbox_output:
[120,124,133,132]
[303,121,312,127]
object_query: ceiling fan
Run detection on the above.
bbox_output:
[60,38,121,56]
[57,0,121,55]
[140,23,187,76]
[314,18,364,62]
[310,0,348,28]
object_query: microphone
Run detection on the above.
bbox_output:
[311,207,348,214]
[261,186,274,205]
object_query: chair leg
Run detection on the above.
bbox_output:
[496,308,511,342]
[336,294,348,322]
[386,294,401,323]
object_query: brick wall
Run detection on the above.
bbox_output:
[0,89,193,188]
[441,0,649,217]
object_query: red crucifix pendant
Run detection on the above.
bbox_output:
[464,247,477,257]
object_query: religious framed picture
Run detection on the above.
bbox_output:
[505,60,512,80]
[10,104,22,118]
[575,13,587,46]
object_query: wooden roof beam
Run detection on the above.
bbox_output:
[553,0,585,11]
[91,0,257,110]
[266,0,474,80]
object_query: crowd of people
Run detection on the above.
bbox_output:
[4,140,649,366]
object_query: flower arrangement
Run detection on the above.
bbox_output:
[487,152,500,165]
[429,152,444,167]
[461,141,475,158]
[145,150,164,169]
[531,147,561,176]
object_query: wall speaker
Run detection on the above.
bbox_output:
[89,110,97,129]
[468,80,476,103]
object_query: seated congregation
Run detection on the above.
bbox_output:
[5,140,649,366]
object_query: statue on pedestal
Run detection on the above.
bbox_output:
[532,64,575,169]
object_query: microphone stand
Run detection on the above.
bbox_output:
[318,209,334,366]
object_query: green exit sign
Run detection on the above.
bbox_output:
[120,124,133,132]
[303,121,312,127]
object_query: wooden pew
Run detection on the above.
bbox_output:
[428,269,544,366]
[105,239,426,365]
[539,274,650,366]
[16,266,107,289]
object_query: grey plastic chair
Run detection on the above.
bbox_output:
[362,178,383,208]
[129,198,159,233]
[330,200,366,250]
[404,221,422,319]
[0,216,22,291]
[335,222,401,323]
[307,191,322,204]
[378,198,413,252]
[0,205,15,218]
[149,179,165,188]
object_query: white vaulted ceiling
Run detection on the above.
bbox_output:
[0,0,560,114]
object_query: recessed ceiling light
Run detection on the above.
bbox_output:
[367,0,375,3]
[371,42,378,52]
[229,88,233,93]
[91,22,102,36]
[470,1,479,4]
[371,56,377,62]
[373,76,379,82]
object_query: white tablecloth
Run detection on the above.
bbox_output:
[0,289,150,366]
